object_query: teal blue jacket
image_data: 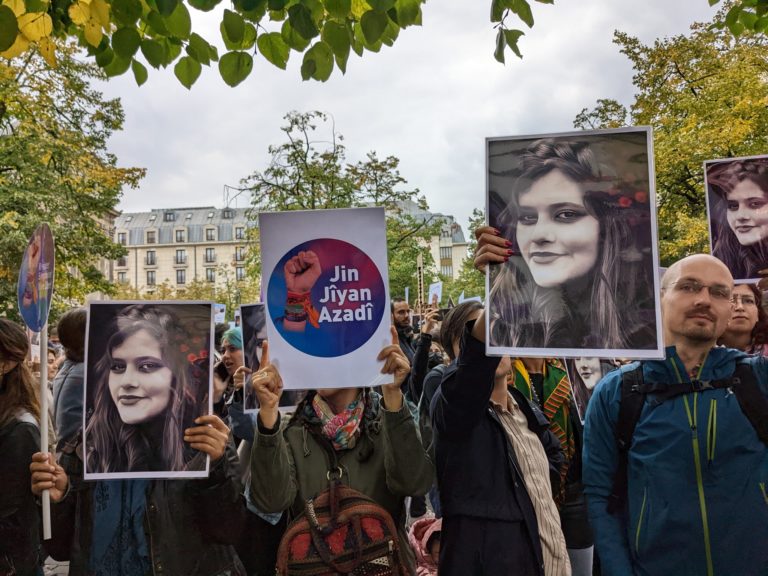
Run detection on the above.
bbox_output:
[583,346,768,576]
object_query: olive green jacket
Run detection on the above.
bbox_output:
[249,397,434,574]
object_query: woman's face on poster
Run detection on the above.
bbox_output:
[516,170,600,288]
[576,357,602,390]
[726,179,768,246]
[108,329,173,425]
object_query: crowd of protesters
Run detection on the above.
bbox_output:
[2,238,768,576]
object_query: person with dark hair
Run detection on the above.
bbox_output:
[52,306,87,447]
[248,332,434,573]
[567,357,615,420]
[483,138,655,351]
[392,297,417,365]
[0,318,44,576]
[707,158,768,280]
[718,282,768,354]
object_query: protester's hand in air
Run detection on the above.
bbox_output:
[422,296,441,335]
[474,226,511,273]
[251,341,283,429]
[184,415,230,462]
[377,327,410,411]
[233,366,252,390]
[284,250,322,293]
[30,452,68,502]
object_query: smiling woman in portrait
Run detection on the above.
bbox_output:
[707,157,768,281]
[85,304,208,474]
[484,137,657,352]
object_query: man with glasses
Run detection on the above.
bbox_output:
[582,254,768,576]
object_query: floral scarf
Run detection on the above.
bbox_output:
[311,392,365,450]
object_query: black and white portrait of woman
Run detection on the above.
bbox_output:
[84,302,213,479]
[565,357,617,420]
[706,155,768,282]
[486,128,663,358]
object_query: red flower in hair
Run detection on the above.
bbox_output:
[618,196,633,208]
[187,353,197,363]
[634,191,648,203]
[179,344,190,353]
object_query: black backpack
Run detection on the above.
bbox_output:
[608,362,768,515]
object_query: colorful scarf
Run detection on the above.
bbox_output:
[509,358,575,504]
[312,392,365,451]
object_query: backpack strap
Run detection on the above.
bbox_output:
[607,366,645,515]
[730,363,768,447]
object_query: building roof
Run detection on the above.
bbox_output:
[115,206,253,245]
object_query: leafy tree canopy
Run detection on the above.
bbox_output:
[0,43,144,324]
[574,7,768,265]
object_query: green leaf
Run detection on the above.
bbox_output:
[155,0,177,16]
[490,0,504,22]
[165,2,192,39]
[140,38,166,68]
[708,0,720,4]
[112,0,143,26]
[503,28,524,58]
[147,10,170,35]
[510,0,533,28]
[300,40,333,81]
[222,9,245,45]
[494,27,505,63]
[395,0,420,27]
[187,0,222,12]
[281,19,311,51]
[360,10,388,44]
[350,21,364,55]
[288,3,318,40]
[112,28,141,58]
[380,16,399,46]
[95,46,115,67]
[162,37,182,64]
[326,0,350,19]
[243,23,257,49]
[257,31,289,69]
[174,55,202,88]
[235,0,263,10]
[739,9,758,30]
[187,32,211,65]
[0,5,18,53]
[321,20,350,72]
[367,0,395,13]
[104,54,132,77]
[218,50,253,86]
[23,0,46,12]
[755,15,768,32]
[268,0,288,8]
[131,58,148,85]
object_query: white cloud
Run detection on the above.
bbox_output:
[104,0,717,231]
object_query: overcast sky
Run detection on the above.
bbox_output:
[102,0,718,234]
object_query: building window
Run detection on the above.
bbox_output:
[236,267,245,281]
[147,270,156,286]
[117,271,127,284]
[164,212,175,222]
[145,250,156,266]
[175,229,185,243]
[117,232,126,245]
[235,246,245,261]
[439,246,452,260]
[441,265,453,277]
[206,228,215,241]
[222,209,233,219]
[175,249,186,264]
[176,269,186,284]
[206,268,215,283]
[205,247,216,263]
[146,230,156,244]
[117,256,127,267]
[235,227,245,240]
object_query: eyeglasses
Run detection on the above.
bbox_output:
[669,280,732,301]
[731,294,757,306]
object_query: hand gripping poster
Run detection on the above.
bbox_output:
[259,207,391,390]
[486,127,664,359]
[83,301,214,480]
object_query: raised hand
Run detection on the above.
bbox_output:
[474,225,512,273]
[184,414,231,462]
[376,326,410,411]
[284,250,322,293]
[30,452,68,502]
[251,341,283,429]
[421,295,441,335]
[233,365,252,390]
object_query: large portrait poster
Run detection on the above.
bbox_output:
[17,223,55,333]
[83,301,214,480]
[260,207,391,390]
[240,302,304,411]
[705,154,768,283]
[486,127,663,359]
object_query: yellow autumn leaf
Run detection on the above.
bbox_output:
[83,18,102,46]
[351,0,370,19]
[90,0,109,27]
[68,1,89,25]
[0,32,29,58]
[2,0,25,17]
[18,12,52,41]
[39,36,55,66]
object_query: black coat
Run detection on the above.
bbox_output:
[430,320,564,576]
